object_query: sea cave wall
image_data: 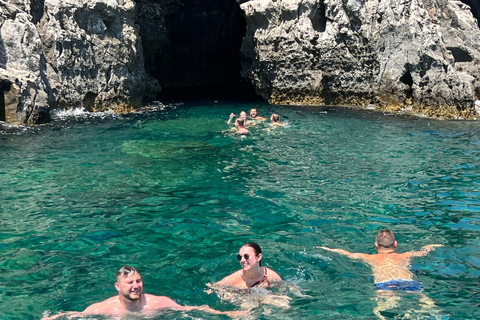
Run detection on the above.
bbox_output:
[0,0,150,125]
[1,0,480,124]
[239,0,480,118]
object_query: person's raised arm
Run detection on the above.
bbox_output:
[227,113,235,124]
[409,244,443,257]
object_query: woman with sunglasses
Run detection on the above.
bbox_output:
[215,242,282,289]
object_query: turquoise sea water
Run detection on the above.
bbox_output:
[0,101,479,319]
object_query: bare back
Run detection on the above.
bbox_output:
[360,252,414,283]
[319,243,442,284]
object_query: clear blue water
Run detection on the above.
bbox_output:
[0,101,479,319]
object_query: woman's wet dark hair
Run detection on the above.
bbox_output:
[242,242,262,266]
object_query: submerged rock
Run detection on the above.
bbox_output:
[239,0,480,119]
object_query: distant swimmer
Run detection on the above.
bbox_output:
[235,118,250,135]
[270,113,286,127]
[249,108,267,121]
[42,265,244,319]
[216,242,281,289]
[318,229,443,290]
[227,111,248,125]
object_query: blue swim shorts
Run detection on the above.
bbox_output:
[374,279,423,291]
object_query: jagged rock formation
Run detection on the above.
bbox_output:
[462,0,480,26]
[0,0,150,125]
[239,0,480,119]
[1,0,480,124]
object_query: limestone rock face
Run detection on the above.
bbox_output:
[39,0,151,113]
[239,0,480,118]
[0,0,151,125]
[2,0,480,124]
[0,1,51,125]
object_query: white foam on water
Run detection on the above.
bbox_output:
[49,107,120,121]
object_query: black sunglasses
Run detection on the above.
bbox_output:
[237,254,252,261]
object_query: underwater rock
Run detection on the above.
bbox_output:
[239,0,480,119]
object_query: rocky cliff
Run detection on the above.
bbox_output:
[1,0,480,124]
[0,0,150,125]
[239,0,480,119]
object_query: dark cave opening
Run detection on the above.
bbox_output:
[0,79,11,122]
[0,92,5,122]
[158,82,260,102]
[399,70,413,100]
[137,0,260,102]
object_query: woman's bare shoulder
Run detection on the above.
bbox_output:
[266,268,282,281]
[217,270,244,286]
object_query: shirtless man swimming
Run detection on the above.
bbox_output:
[249,108,267,121]
[42,265,243,319]
[320,230,443,319]
[319,229,443,291]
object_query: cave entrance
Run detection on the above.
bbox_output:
[158,82,259,101]
[138,1,260,102]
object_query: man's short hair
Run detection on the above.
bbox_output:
[376,229,395,248]
[115,265,137,283]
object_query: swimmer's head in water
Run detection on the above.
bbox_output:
[250,109,257,118]
[236,118,245,127]
[115,265,138,283]
[376,229,396,249]
[241,242,262,266]
[114,265,143,302]
[271,114,280,122]
[240,111,247,119]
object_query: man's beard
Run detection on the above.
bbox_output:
[123,288,142,301]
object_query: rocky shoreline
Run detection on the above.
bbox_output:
[1,0,480,124]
